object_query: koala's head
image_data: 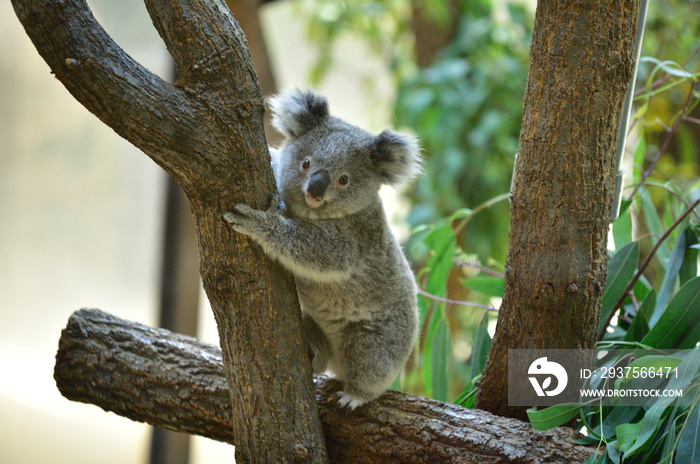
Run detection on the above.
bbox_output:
[269,89,421,220]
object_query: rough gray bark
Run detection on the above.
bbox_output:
[55,309,599,464]
[475,0,642,419]
[11,0,327,462]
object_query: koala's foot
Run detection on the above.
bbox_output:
[334,381,387,410]
[333,321,408,410]
[335,390,370,410]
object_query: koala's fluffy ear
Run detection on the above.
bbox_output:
[269,90,329,139]
[372,130,422,186]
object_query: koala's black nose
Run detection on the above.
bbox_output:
[306,170,330,200]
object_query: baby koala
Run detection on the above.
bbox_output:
[224,89,421,409]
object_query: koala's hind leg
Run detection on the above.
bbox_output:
[303,313,331,374]
[336,321,407,410]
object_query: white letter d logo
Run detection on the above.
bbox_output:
[528,357,568,397]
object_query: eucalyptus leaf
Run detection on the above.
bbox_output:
[616,422,642,452]
[632,135,646,187]
[431,317,450,402]
[598,405,642,439]
[676,406,700,464]
[421,301,441,396]
[625,349,700,456]
[653,229,688,322]
[454,384,478,407]
[632,274,653,305]
[640,188,671,266]
[679,227,699,286]
[660,407,680,464]
[600,242,640,334]
[607,442,622,464]
[623,403,668,457]
[642,277,700,349]
[527,403,581,431]
[613,206,633,250]
[424,224,457,298]
[624,290,655,342]
[470,311,491,381]
[658,60,694,78]
[463,275,504,298]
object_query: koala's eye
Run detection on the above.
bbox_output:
[302,159,311,170]
[338,175,349,186]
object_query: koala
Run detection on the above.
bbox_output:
[223,89,421,409]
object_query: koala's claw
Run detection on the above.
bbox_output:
[235,203,258,216]
[223,203,260,236]
[222,211,239,224]
[336,391,365,411]
[222,206,250,225]
[223,193,280,220]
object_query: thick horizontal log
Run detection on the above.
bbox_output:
[55,309,598,463]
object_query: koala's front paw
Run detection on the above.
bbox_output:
[223,203,261,237]
[223,193,282,239]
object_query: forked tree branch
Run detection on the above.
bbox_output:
[55,309,598,464]
[12,0,271,199]
[13,0,326,462]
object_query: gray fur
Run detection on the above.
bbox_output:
[269,89,329,139]
[224,89,421,409]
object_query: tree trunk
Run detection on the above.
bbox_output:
[225,0,282,145]
[475,0,641,419]
[410,0,459,69]
[55,309,599,464]
[11,0,327,462]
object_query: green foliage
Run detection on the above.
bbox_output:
[299,0,415,86]
[463,275,504,298]
[635,0,700,193]
[430,316,450,401]
[406,199,504,401]
[395,3,532,261]
[642,276,700,349]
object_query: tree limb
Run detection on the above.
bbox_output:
[55,309,598,464]
[11,0,215,189]
[145,0,260,97]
